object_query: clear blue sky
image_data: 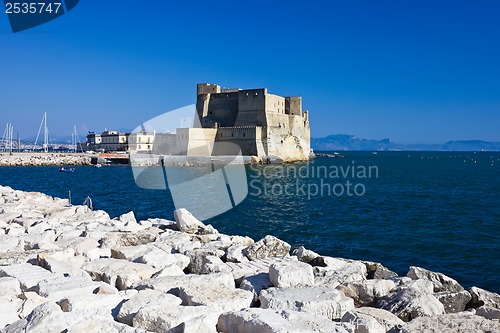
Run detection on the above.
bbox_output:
[1,1,499,144]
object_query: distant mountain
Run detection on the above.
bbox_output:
[311,135,500,151]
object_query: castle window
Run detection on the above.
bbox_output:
[231,133,234,137]
[221,133,223,137]
[243,132,246,137]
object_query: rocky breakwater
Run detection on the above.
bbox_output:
[0,185,499,333]
[0,153,91,166]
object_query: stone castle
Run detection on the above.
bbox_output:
[176,83,311,162]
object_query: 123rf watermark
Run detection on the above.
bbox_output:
[248,161,379,199]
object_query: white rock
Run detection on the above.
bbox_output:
[0,297,22,329]
[240,272,273,304]
[435,290,472,313]
[269,259,314,288]
[65,318,148,333]
[260,286,355,320]
[116,289,182,325]
[217,308,350,333]
[35,270,98,301]
[0,263,55,291]
[314,258,367,286]
[292,245,320,263]
[82,258,157,290]
[226,257,283,284]
[57,293,132,321]
[18,292,48,318]
[172,312,219,333]
[0,277,22,300]
[244,235,290,260]
[134,271,235,294]
[397,312,500,332]
[376,280,445,322]
[132,304,212,332]
[469,286,500,309]
[338,279,396,307]
[177,284,253,312]
[174,208,207,234]
[476,306,500,320]
[3,301,69,333]
[341,307,405,333]
[407,266,464,292]
[226,244,249,263]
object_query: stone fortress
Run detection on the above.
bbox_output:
[176,83,311,162]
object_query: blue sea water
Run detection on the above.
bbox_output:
[0,151,499,293]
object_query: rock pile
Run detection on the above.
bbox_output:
[0,153,91,166]
[0,185,499,332]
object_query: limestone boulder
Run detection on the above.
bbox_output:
[376,280,445,322]
[57,293,130,321]
[0,263,55,291]
[171,313,220,333]
[185,248,228,274]
[82,258,157,290]
[407,266,464,293]
[18,292,48,318]
[0,277,22,300]
[339,279,396,307]
[174,208,215,234]
[292,245,320,264]
[226,257,281,285]
[217,308,350,333]
[364,261,398,280]
[2,301,69,333]
[435,290,472,313]
[134,271,235,294]
[268,259,314,288]
[396,312,500,332]
[260,286,355,320]
[132,304,212,332]
[116,289,182,325]
[476,306,500,320]
[178,284,253,312]
[314,258,367,286]
[240,272,273,305]
[99,230,158,248]
[244,235,290,261]
[341,307,405,333]
[64,318,148,333]
[226,244,249,263]
[468,286,500,309]
[0,297,22,329]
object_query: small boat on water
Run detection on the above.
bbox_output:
[59,167,75,173]
[94,164,102,168]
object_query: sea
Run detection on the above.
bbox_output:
[0,151,499,293]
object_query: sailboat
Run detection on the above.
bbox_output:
[33,112,49,152]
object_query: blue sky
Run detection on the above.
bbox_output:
[1,1,499,144]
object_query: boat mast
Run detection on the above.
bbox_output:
[43,112,48,153]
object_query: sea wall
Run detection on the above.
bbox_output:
[0,185,499,332]
[0,153,92,166]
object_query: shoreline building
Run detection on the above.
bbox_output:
[175,83,310,161]
[85,130,155,152]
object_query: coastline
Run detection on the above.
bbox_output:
[0,185,499,332]
[0,153,92,167]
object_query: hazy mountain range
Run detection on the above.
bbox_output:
[311,134,500,151]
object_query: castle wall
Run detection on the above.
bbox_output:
[197,92,239,128]
[285,96,302,116]
[214,126,265,156]
[234,89,267,127]
[176,128,217,156]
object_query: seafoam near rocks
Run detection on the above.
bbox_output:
[0,184,499,332]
